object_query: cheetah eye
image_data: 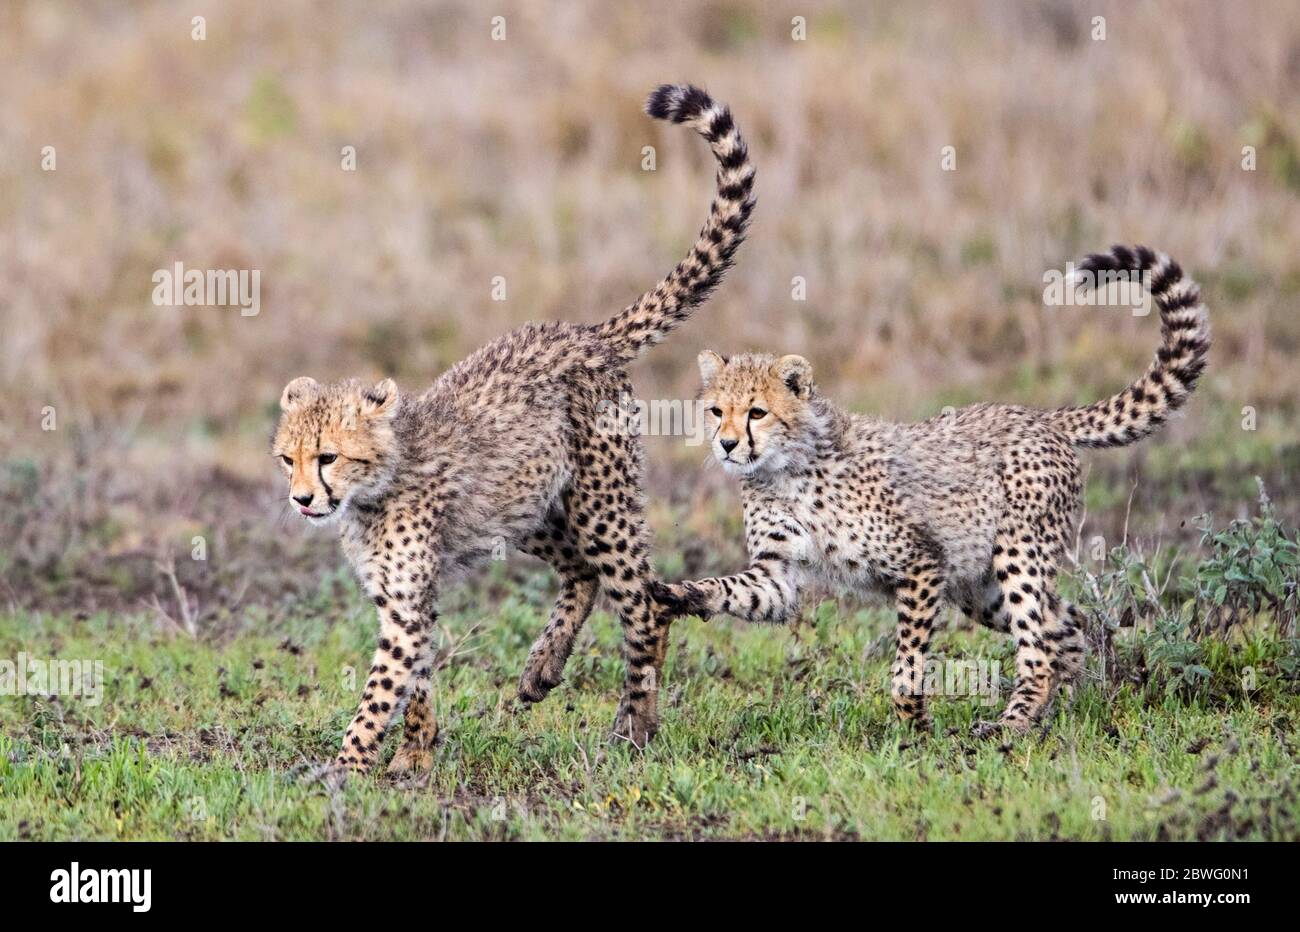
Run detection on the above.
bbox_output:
[280,455,293,466]
[749,408,767,420]
[318,453,337,465]
[709,406,723,418]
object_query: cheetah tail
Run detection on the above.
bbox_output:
[593,84,755,367]
[1049,245,1210,449]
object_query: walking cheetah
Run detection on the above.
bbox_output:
[272,84,754,773]
[650,245,1209,734]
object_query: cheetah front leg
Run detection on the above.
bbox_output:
[891,562,943,729]
[518,573,599,703]
[651,557,802,625]
[517,517,600,704]
[385,637,438,775]
[337,583,440,775]
[652,511,805,624]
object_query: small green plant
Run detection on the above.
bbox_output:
[1073,480,1299,700]
[1141,615,1212,697]
[1188,478,1298,637]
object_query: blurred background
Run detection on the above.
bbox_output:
[2,0,1297,623]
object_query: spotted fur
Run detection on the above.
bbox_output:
[272,84,754,774]
[651,245,1209,734]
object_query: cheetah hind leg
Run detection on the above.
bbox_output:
[562,455,665,747]
[1051,600,1087,698]
[971,528,1062,739]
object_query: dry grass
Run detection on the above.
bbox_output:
[1,0,1298,612]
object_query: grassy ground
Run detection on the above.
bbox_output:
[3,559,1296,841]
[3,1,1299,842]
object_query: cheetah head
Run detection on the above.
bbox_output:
[697,350,816,477]
[272,376,401,525]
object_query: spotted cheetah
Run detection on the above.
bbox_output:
[650,245,1209,734]
[272,84,754,774]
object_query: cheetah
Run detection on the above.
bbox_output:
[272,84,754,774]
[650,245,1210,734]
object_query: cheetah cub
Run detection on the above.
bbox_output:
[653,245,1209,735]
[273,85,754,774]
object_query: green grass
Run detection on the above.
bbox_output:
[2,571,1297,841]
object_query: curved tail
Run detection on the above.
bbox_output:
[1049,244,1210,448]
[594,84,755,367]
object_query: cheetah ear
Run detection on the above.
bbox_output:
[360,378,399,419]
[280,376,319,412]
[775,355,813,399]
[697,350,725,385]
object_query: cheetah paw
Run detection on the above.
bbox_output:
[517,667,563,705]
[909,715,934,733]
[300,758,353,789]
[610,708,659,750]
[386,744,435,776]
[648,580,710,621]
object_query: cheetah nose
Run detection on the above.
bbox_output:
[293,493,314,506]
[719,438,739,454]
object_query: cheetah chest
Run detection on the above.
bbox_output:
[755,481,898,596]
